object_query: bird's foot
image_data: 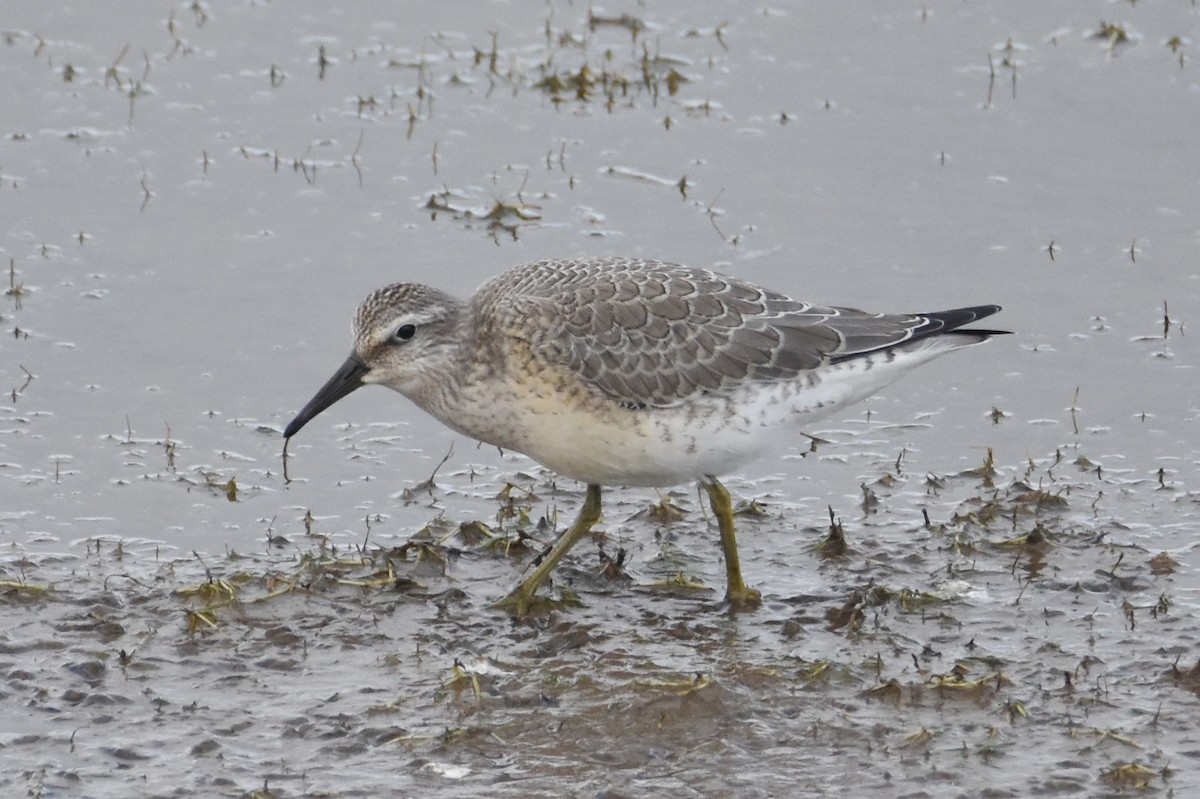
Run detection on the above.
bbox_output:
[492,585,538,617]
[492,583,581,618]
[724,583,762,609]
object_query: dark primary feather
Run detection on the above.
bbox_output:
[827,304,1005,364]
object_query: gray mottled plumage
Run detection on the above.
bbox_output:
[284,256,1006,612]
[465,257,998,408]
[288,256,1004,485]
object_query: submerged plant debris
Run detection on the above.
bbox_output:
[4,0,1200,796]
[3,442,1197,797]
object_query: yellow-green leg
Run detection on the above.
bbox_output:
[494,483,604,616]
[702,476,762,606]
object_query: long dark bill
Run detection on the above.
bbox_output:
[283,354,370,439]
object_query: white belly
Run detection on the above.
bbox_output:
[426,338,972,488]
[510,349,942,487]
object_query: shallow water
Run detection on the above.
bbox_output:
[3,1,1200,796]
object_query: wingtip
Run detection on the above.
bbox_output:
[919,304,1005,332]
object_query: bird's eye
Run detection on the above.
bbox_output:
[394,324,417,342]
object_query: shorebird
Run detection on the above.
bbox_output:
[283,257,1005,615]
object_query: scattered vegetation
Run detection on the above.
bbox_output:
[3,431,1193,796]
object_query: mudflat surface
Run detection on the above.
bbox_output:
[3,2,1199,796]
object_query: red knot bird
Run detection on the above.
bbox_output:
[283,257,1006,615]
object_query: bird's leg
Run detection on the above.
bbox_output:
[494,483,604,616]
[702,476,762,606]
